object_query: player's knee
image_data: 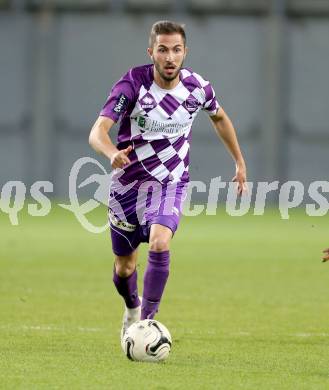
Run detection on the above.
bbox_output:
[149,237,170,252]
[114,255,136,278]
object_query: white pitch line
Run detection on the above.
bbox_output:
[2,325,329,338]
[77,327,103,333]
[0,325,105,333]
[22,325,54,331]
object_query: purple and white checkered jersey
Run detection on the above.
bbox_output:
[100,64,220,186]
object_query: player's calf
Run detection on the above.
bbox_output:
[141,224,174,319]
[113,250,141,338]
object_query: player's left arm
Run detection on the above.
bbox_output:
[209,107,247,195]
[322,248,329,262]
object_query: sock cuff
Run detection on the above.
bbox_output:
[148,250,170,265]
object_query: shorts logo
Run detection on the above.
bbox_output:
[139,93,156,110]
[109,209,136,232]
[113,94,128,113]
[184,97,199,113]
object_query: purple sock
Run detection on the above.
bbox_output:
[141,250,170,320]
[113,268,141,309]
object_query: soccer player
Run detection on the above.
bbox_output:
[323,248,329,262]
[89,20,247,337]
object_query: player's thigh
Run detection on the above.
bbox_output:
[109,189,141,258]
[149,224,173,252]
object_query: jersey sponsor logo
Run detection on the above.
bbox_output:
[137,116,147,132]
[135,116,190,136]
[184,97,199,113]
[113,94,128,113]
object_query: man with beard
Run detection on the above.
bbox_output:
[89,20,247,339]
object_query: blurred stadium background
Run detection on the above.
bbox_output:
[0,0,328,199]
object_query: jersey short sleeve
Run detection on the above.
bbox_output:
[100,70,136,122]
[202,82,220,116]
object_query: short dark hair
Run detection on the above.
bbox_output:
[149,20,186,48]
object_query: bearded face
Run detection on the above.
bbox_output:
[149,33,187,84]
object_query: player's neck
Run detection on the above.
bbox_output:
[153,67,180,90]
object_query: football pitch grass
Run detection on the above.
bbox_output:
[1,206,329,389]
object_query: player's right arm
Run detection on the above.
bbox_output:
[89,116,132,169]
[322,248,329,262]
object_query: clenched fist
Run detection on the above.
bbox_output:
[111,145,133,169]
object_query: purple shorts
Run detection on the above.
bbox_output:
[108,180,188,256]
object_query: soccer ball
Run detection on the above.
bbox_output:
[121,319,172,362]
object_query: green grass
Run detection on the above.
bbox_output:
[1,205,329,389]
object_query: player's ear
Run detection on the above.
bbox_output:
[184,46,188,58]
[147,47,153,59]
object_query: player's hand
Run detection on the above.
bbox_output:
[322,248,329,262]
[110,145,133,169]
[232,160,247,196]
